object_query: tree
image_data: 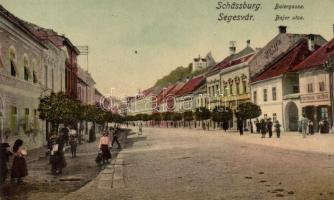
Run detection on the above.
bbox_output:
[211,106,233,131]
[194,107,211,129]
[236,102,262,133]
[183,111,193,128]
[151,113,162,126]
[171,112,182,127]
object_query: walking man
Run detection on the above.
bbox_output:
[260,119,267,138]
[274,120,281,138]
[300,115,309,138]
[112,126,122,149]
[267,118,273,138]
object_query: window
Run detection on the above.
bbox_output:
[229,84,233,95]
[24,108,29,130]
[273,113,277,122]
[9,106,18,134]
[33,71,38,83]
[307,83,313,93]
[272,87,277,101]
[264,114,267,119]
[236,82,240,95]
[23,57,29,81]
[44,65,48,88]
[224,85,228,97]
[320,107,329,120]
[263,89,268,102]
[253,91,257,104]
[319,81,325,92]
[9,48,16,77]
[51,69,54,91]
[33,109,38,129]
[242,80,247,94]
[292,85,299,93]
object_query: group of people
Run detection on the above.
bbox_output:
[0,139,28,185]
[97,125,122,165]
[255,118,281,138]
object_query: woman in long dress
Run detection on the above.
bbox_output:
[99,132,111,164]
[11,139,28,184]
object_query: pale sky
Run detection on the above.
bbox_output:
[2,0,334,97]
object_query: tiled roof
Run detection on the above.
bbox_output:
[206,46,255,77]
[251,39,316,83]
[175,76,205,96]
[0,5,46,48]
[294,37,334,71]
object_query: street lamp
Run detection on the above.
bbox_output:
[324,59,334,133]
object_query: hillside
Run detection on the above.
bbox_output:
[154,64,206,87]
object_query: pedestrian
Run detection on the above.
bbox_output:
[61,125,70,146]
[223,121,229,132]
[319,119,324,133]
[323,118,330,133]
[237,118,243,136]
[267,118,273,138]
[260,119,267,138]
[69,134,78,158]
[0,142,12,184]
[308,120,314,135]
[274,120,281,138]
[300,115,309,138]
[255,119,260,133]
[11,139,28,184]
[138,123,143,136]
[51,135,67,175]
[112,127,122,149]
[98,132,111,164]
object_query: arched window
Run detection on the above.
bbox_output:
[32,59,38,84]
[23,56,31,81]
[9,47,17,77]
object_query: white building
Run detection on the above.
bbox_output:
[250,34,326,131]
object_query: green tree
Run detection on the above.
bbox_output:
[211,106,233,131]
[236,102,262,133]
[183,111,193,128]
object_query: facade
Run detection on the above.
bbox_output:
[0,6,46,148]
[77,66,96,105]
[250,36,325,131]
[294,37,334,132]
[174,76,206,112]
[218,45,255,128]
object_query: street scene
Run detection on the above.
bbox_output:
[1,0,334,199]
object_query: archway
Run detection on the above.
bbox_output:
[285,102,299,131]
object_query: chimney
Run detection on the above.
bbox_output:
[278,26,287,34]
[308,34,315,51]
[229,41,236,55]
[246,40,251,47]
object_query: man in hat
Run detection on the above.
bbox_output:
[0,142,12,184]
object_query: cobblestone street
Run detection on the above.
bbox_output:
[57,127,334,200]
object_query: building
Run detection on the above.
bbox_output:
[157,82,185,112]
[0,5,47,148]
[250,35,325,131]
[77,66,96,105]
[294,37,334,132]
[218,41,255,128]
[192,52,216,72]
[174,76,206,112]
[249,26,326,78]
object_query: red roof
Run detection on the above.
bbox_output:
[175,76,205,96]
[217,53,254,70]
[294,37,334,71]
[251,39,316,83]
